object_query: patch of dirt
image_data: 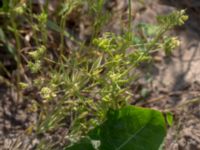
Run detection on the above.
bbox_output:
[133,0,200,149]
[0,83,37,149]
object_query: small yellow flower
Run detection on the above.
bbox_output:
[19,82,29,90]
[163,37,180,55]
[28,61,41,73]
[171,37,180,47]
[40,87,56,100]
[14,3,26,15]
[28,45,46,60]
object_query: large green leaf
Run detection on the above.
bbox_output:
[65,106,167,150]
[65,137,95,150]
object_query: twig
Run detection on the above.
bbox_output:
[165,97,200,112]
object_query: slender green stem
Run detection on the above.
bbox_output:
[59,13,68,60]
[10,13,22,101]
[128,0,132,33]
[42,0,49,46]
[0,61,11,78]
[28,1,38,46]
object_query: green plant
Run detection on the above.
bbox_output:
[0,0,188,149]
[66,106,167,150]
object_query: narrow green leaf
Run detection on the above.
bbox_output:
[47,19,81,45]
[0,28,6,42]
[165,112,173,127]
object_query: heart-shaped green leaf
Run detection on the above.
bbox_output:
[65,106,167,150]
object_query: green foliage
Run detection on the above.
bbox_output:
[165,112,173,127]
[137,23,160,37]
[0,0,187,149]
[162,36,180,55]
[65,106,167,150]
[157,10,188,27]
[0,28,16,60]
[65,137,95,150]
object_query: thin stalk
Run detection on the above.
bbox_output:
[59,13,68,60]
[128,0,132,33]
[42,0,49,46]
[165,97,200,112]
[0,62,11,78]
[27,1,39,46]
[10,14,22,101]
